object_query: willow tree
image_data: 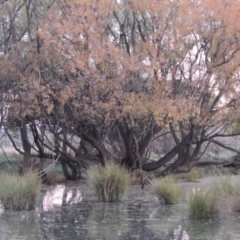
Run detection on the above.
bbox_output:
[21,0,179,174]
[1,0,240,178]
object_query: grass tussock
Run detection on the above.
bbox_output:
[0,171,41,211]
[219,177,237,196]
[150,177,180,205]
[87,162,130,202]
[189,187,220,219]
[218,177,240,212]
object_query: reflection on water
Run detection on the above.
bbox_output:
[173,226,189,240]
[148,205,190,240]
[42,185,82,211]
[0,205,3,216]
[1,176,240,239]
[87,203,129,240]
[0,211,40,240]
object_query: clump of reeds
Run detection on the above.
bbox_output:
[0,171,41,211]
[220,177,237,196]
[86,162,130,202]
[150,177,180,205]
[188,186,220,219]
[219,177,240,212]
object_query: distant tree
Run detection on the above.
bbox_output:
[0,0,63,169]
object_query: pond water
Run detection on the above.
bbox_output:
[1,176,240,240]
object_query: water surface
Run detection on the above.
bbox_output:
[1,176,240,239]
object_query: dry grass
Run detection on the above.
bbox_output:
[150,177,180,205]
[189,186,220,219]
[218,177,240,212]
[86,162,130,202]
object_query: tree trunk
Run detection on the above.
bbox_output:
[61,160,80,180]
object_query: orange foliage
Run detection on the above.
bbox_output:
[1,0,240,159]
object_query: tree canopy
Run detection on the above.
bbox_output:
[1,0,240,179]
